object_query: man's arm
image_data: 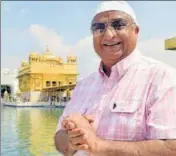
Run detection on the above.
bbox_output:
[54,130,77,156]
[96,139,176,156]
[54,81,83,155]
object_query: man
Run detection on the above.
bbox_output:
[54,1,176,156]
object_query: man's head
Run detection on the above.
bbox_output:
[91,1,139,68]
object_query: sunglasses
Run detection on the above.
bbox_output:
[91,18,134,36]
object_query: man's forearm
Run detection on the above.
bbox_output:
[96,139,176,156]
[54,130,77,156]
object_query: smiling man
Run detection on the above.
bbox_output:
[54,1,176,156]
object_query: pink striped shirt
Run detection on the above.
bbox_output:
[56,49,176,156]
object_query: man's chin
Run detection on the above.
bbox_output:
[106,50,123,59]
[103,48,123,54]
[114,50,123,56]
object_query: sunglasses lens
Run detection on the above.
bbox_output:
[91,23,105,34]
[111,19,127,30]
[91,19,129,36]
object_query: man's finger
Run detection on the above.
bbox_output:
[72,143,89,150]
[66,121,75,130]
[84,115,94,123]
[61,120,69,129]
[77,144,89,150]
[68,128,84,138]
[69,135,86,145]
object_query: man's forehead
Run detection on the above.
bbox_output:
[92,10,132,23]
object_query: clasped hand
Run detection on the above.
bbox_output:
[61,113,101,153]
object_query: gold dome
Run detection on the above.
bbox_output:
[29,52,38,57]
[43,55,55,59]
[45,55,56,59]
[21,60,28,66]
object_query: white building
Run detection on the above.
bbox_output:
[1,68,19,95]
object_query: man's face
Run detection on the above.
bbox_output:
[91,10,139,67]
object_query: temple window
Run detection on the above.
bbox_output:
[52,81,56,86]
[46,81,50,87]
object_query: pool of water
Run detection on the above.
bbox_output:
[1,106,64,156]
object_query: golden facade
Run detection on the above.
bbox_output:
[17,47,78,103]
[165,37,176,50]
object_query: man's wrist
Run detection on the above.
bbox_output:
[93,137,106,155]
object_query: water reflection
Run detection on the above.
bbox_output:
[1,107,63,156]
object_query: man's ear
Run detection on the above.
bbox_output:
[135,26,140,34]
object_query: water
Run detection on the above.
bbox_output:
[1,106,64,156]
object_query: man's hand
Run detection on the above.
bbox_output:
[54,130,77,156]
[62,113,101,153]
[62,114,94,130]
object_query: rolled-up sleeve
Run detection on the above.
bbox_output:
[146,69,176,140]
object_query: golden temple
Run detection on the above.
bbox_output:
[17,46,78,103]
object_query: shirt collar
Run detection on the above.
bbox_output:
[98,48,141,78]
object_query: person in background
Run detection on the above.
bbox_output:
[54,1,176,156]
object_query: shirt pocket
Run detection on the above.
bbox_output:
[97,99,141,141]
[109,99,140,113]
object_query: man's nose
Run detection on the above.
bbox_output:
[103,27,116,40]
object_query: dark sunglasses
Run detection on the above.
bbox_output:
[91,19,133,35]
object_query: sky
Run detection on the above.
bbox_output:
[1,1,176,83]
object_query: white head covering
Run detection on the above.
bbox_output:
[95,1,138,25]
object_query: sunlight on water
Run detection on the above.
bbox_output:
[1,107,64,156]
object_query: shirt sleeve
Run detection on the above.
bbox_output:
[55,81,84,133]
[146,68,176,140]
